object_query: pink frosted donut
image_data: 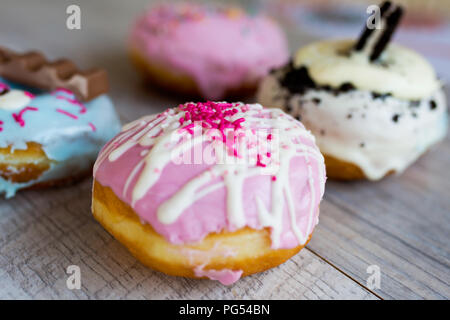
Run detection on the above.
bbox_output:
[129,3,289,99]
[92,102,326,285]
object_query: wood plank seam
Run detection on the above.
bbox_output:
[326,195,450,279]
[306,247,383,300]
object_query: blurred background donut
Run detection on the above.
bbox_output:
[129,2,289,100]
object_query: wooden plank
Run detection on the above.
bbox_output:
[308,134,450,299]
[0,179,377,299]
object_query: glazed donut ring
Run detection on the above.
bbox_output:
[0,78,121,198]
[92,102,325,284]
[129,2,288,100]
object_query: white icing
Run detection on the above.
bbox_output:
[294,39,441,100]
[99,103,325,247]
[258,74,448,180]
[0,89,32,110]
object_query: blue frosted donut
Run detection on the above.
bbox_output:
[0,77,121,198]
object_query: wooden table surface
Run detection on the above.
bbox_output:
[0,0,449,300]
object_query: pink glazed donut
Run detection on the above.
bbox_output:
[129,2,289,100]
[92,102,326,285]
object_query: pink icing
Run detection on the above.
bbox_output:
[94,102,326,252]
[130,3,289,99]
[194,265,243,286]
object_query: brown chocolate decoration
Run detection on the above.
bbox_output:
[0,47,108,102]
[369,6,403,61]
[353,1,404,62]
[354,1,392,51]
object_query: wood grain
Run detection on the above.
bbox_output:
[0,0,448,300]
[0,179,376,299]
[309,136,450,299]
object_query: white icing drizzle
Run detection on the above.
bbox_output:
[97,103,325,247]
[123,158,145,198]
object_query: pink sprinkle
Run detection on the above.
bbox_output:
[178,101,246,155]
[232,118,245,128]
[256,154,266,168]
[12,106,38,127]
[272,176,277,181]
[240,105,249,112]
[182,122,195,135]
[88,122,97,132]
[24,91,35,99]
[183,123,195,130]
[54,87,75,96]
[56,96,87,114]
[0,120,3,132]
[267,152,271,158]
[56,108,78,119]
[267,134,272,140]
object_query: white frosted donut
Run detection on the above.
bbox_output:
[258,40,448,181]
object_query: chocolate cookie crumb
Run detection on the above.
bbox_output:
[279,64,315,95]
[430,100,437,110]
[392,114,400,122]
[372,92,392,100]
[312,98,321,105]
[339,82,355,92]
